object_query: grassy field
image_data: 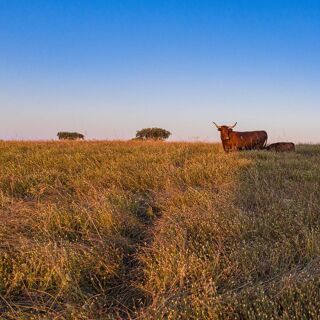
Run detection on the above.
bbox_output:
[0,141,319,319]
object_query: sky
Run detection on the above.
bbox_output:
[0,0,319,142]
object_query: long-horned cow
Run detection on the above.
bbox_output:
[213,122,268,152]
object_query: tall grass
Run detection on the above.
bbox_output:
[0,141,319,319]
[139,145,320,319]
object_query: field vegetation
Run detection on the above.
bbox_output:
[0,141,319,319]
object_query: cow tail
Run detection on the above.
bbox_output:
[264,135,268,149]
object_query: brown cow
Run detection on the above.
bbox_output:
[213,122,268,152]
[266,142,295,152]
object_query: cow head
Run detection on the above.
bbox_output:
[212,122,237,141]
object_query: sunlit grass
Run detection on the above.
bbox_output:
[0,141,319,319]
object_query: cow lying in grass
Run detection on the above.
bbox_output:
[267,142,295,152]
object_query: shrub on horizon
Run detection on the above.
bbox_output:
[57,132,85,140]
[135,128,171,141]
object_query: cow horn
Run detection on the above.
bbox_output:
[229,122,237,129]
[212,122,221,129]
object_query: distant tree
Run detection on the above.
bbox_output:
[57,132,85,140]
[135,128,171,141]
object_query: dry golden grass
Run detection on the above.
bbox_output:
[0,141,319,319]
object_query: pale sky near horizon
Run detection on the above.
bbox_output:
[0,0,319,143]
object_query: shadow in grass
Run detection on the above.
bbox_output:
[136,145,320,319]
[225,146,320,318]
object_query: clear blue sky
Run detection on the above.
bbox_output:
[0,0,319,142]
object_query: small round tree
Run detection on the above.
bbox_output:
[135,128,171,141]
[57,132,85,140]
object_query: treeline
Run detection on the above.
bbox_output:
[57,128,172,141]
